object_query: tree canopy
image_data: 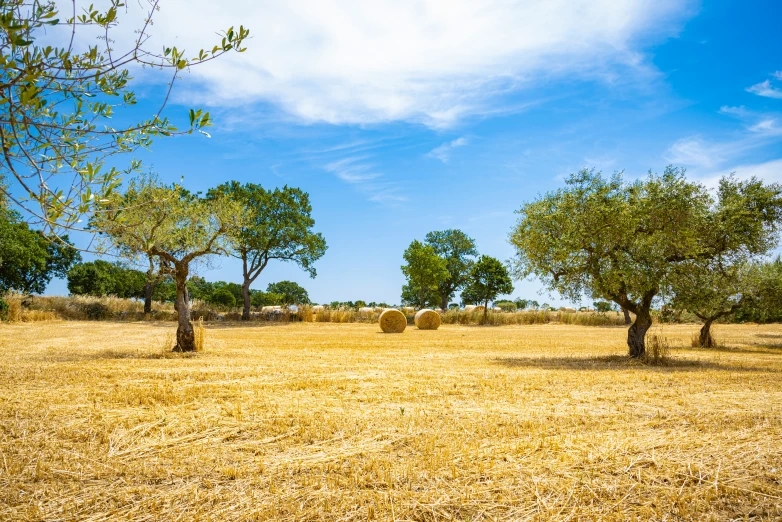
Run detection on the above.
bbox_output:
[400,240,449,309]
[460,255,514,319]
[208,182,326,319]
[0,207,79,294]
[424,229,478,309]
[67,260,145,299]
[266,281,310,305]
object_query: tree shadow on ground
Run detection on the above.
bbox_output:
[493,354,781,373]
[696,344,782,356]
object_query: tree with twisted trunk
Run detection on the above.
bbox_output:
[94,175,238,352]
[509,168,782,358]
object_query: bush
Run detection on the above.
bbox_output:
[211,288,236,308]
[0,297,8,320]
[81,302,111,320]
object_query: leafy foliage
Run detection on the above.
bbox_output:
[0,207,79,294]
[400,240,449,309]
[208,182,326,318]
[266,281,310,305]
[67,260,145,299]
[0,0,248,233]
[424,229,478,308]
[461,255,514,316]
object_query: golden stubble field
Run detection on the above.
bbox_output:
[1,321,781,521]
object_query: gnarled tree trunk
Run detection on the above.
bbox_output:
[241,280,252,321]
[441,294,449,311]
[173,265,195,352]
[622,307,631,325]
[144,281,154,314]
[627,308,652,358]
[698,319,715,348]
[144,256,156,314]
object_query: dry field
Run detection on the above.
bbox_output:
[1,321,781,521]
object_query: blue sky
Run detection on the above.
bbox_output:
[44,0,782,306]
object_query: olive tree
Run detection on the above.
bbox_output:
[509,168,782,358]
[208,182,326,320]
[424,229,478,309]
[94,175,238,351]
[668,177,782,347]
[460,255,514,321]
[0,0,248,234]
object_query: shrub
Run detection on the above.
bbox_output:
[81,302,111,320]
[211,288,236,308]
[0,297,8,320]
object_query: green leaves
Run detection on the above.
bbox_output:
[460,255,513,308]
[401,240,449,308]
[0,0,250,233]
[509,167,782,317]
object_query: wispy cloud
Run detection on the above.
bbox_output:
[323,156,407,205]
[748,118,782,136]
[694,158,782,189]
[665,136,727,169]
[324,157,382,183]
[747,79,782,99]
[427,137,469,163]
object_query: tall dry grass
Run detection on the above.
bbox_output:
[2,294,630,328]
[440,308,627,326]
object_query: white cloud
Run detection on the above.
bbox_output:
[748,119,782,136]
[427,137,468,163]
[665,137,727,169]
[324,157,382,183]
[774,71,782,80]
[719,105,749,117]
[696,158,782,189]
[323,155,407,204]
[747,79,782,99]
[87,0,694,127]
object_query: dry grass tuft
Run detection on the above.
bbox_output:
[194,317,206,352]
[1,321,781,520]
[643,332,672,365]
[414,308,441,330]
[378,308,407,333]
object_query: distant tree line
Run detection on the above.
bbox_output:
[66,260,311,310]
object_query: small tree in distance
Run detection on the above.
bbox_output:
[266,281,310,305]
[460,255,514,321]
[401,240,449,309]
[208,182,326,320]
[425,230,479,309]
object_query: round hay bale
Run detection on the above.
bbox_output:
[414,309,440,330]
[379,309,407,333]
